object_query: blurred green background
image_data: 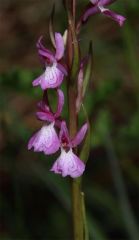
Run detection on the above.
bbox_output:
[0,0,139,239]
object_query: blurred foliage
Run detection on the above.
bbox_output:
[0,0,139,239]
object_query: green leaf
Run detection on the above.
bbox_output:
[83,42,93,97]
[79,104,91,164]
[49,4,56,48]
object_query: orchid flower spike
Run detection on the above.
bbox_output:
[82,0,126,27]
[51,121,88,178]
[32,32,67,90]
[28,89,64,155]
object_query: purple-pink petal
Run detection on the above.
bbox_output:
[37,36,47,51]
[55,32,65,61]
[38,49,55,62]
[32,73,45,87]
[71,123,88,148]
[36,111,54,122]
[37,36,55,62]
[57,63,68,76]
[37,101,50,113]
[28,132,38,150]
[83,5,98,22]
[99,7,126,26]
[28,123,60,155]
[98,0,116,6]
[83,0,126,26]
[36,100,54,122]
[54,89,64,118]
[50,149,85,178]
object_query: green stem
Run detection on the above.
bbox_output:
[68,85,84,240]
[81,192,89,240]
[66,1,87,239]
[72,179,84,240]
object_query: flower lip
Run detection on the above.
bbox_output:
[50,148,85,178]
[41,63,64,90]
[28,122,60,155]
[32,61,65,90]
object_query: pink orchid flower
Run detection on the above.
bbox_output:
[33,33,67,90]
[51,121,88,178]
[83,0,126,26]
[28,89,64,155]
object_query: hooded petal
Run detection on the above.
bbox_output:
[28,123,60,155]
[37,100,50,112]
[99,5,126,26]
[37,36,47,51]
[54,89,64,118]
[36,111,54,122]
[36,100,54,122]
[71,123,88,148]
[38,49,55,62]
[37,36,55,62]
[59,121,70,146]
[50,149,85,178]
[55,32,64,61]
[41,63,64,90]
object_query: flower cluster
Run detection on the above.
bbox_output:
[28,0,125,178]
[28,32,88,178]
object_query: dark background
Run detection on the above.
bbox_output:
[0,0,139,239]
